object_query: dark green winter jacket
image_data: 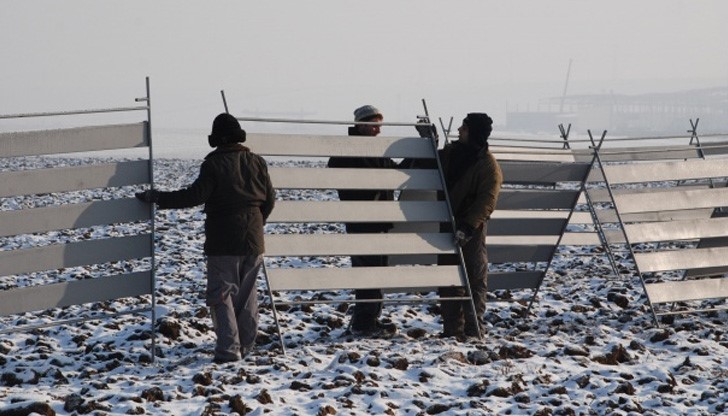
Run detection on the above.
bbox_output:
[156,143,275,256]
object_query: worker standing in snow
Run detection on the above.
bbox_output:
[136,113,275,363]
[437,113,502,339]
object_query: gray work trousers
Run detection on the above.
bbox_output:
[439,224,488,337]
[206,255,262,360]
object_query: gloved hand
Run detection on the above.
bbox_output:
[135,190,159,203]
[453,225,474,247]
[415,119,438,139]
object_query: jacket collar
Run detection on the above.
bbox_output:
[205,143,249,159]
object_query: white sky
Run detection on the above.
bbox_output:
[2,0,727,133]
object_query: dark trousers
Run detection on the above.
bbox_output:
[439,224,488,336]
[350,255,387,330]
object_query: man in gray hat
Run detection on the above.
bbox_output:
[327,105,398,337]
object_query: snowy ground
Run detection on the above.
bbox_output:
[1,158,727,416]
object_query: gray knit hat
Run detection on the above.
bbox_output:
[354,105,383,122]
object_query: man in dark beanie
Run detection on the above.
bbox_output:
[437,112,502,340]
[136,113,275,363]
[327,105,398,337]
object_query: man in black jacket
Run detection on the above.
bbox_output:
[136,113,275,363]
[327,105,398,337]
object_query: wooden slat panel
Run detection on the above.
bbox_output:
[265,265,462,291]
[601,229,627,244]
[491,210,569,219]
[560,232,603,246]
[496,189,581,210]
[245,134,435,158]
[625,217,728,244]
[488,236,560,245]
[635,246,728,273]
[489,245,555,263]
[684,266,728,278]
[645,278,728,304]
[583,185,714,204]
[0,123,148,157]
[488,271,544,291]
[569,212,594,224]
[614,188,728,214]
[493,210,594,225]
[264,233,455,257]
[0,234,152,276]
[267,200,449,223]
[701,142,728,157]
[0,271,152,316]
[491,146,578,163]
[489,218,568,236]
[597,146,700,162]
[500,161,591,183]
[603,158,728,184]
[268,167,442,191]
[0,160,151,197]
[0,198,151,237]
[594,208,715,224]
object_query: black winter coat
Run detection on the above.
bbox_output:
[327,127,397,233]
[156,144,275,256]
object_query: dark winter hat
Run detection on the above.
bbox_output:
[354,105,383,122]
[208,113,246,147]
[464,112,493,148]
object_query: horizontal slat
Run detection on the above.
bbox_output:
[684,266,728,278]
[269,167,442,191]
[560,232,603,246]
[490,146,579,163]
[597,146,701,162]
[594,208,715,224]
[267,200,449,223]
[489,218,567,236]
[493,209,594,225]
[601,229,627,244]
[635,246,728,273]
[701,142,728,156]
[245,134,435,158]
[0,123,148,157]
[496,189,581,210]
[489,245,555,263]
[0,198,151,237]
[265,265,463,291]
[569,211,594,224]
[490,211,596,234]
[0,271,152,316]
[603,158,728,184]
[0,160,151,197]
[500,161,591,183]
[488,236,560,245]
[625,217,728,243]
[488,271,544,291]
[614,188,728,214]
[0,234,152,276]
[584,184,717,205]
[491,210,569,219]
[264,233,455,257]
[645,278,728,304]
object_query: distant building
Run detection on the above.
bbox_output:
[507,87,728,135]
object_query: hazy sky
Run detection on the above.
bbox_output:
[2,0,727,134]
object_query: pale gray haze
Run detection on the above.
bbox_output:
[2,0,727,141]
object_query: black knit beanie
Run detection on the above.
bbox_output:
[464,113,493,149]
[208,113,246,148]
